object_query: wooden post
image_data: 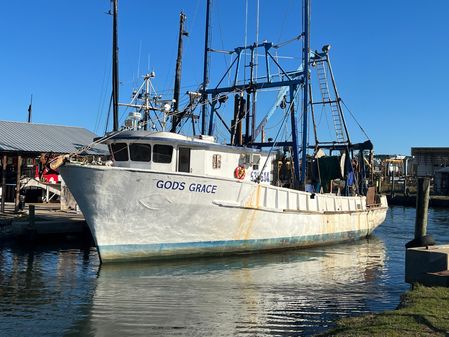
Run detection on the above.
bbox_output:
[29,204,35,230]
[406,176,434,248]
[14,155,22,213]
[415,177,430,240]
[1,155,6,213]
[390,174,395,197]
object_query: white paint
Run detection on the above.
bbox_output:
[61,164,387,259]
[60,131,388,261]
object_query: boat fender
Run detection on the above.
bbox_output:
[49,154,70,170]
[234,166,246,180]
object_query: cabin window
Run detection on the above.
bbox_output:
[245,153,261,165]
[153,144,173,163]
[178,147,191,172]
[111,143,129,161]
[212,154,221,169]
[130,143,151,162]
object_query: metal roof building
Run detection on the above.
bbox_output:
[411,147,449,177]
[0,120,107,155]
[0,121,108,212]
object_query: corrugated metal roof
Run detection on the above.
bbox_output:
[411,147,449,155]
[0,120,108,155]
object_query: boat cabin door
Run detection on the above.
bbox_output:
[177,147,191,173]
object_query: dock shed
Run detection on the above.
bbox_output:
[411,147,449,196]
[0,120,107,212]
[434,167,449,196]
[411,147,449,177]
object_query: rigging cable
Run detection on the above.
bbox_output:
[256,88,302,182]
[215,3,231,85]
[94,59,111,134]
[104,93,113,134]
[136,40,142,88]
[341,99,370,140]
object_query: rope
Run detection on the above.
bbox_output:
[341,99,370,139]
[273,34,303,49]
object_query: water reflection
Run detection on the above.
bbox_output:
[4,206,449,336]
[0,243,98,337]
[69,238,386,336]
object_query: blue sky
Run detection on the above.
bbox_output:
[0,1,448,155]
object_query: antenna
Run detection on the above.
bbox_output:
[300,0,310,188]
[171,12,189,132]
[201,0,212,135]
[27,94,33,123]
[112,0,119,131]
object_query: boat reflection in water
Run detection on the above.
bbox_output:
[69,237,386,336]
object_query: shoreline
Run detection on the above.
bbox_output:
[317,285,449,336]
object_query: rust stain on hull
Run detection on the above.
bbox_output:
[235,185,261,240]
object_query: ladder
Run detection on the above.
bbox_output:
[316,61,346,143]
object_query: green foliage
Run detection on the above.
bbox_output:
[317,285,449,337]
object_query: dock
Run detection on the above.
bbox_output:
[387,194,449,207]
[0,202,90,241]
[406,245,449,287]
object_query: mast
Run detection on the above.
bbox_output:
[201,0,212,135]
[112,0,119,131]
[171,12,188,133]
[300,0,310,188]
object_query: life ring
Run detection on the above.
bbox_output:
[234,166,246,180]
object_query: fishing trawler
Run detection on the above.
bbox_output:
[59,0,387,263]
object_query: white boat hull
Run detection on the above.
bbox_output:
[61,164,388,262]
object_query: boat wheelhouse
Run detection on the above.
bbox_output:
[107,131,273,184]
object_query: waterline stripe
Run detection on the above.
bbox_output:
[99,230,369,262]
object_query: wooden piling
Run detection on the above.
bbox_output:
[390,174,395,197]
[1,155,6,213]
[28,204,35,230]
[14,155,22,213]
[406,176,435,248]
[415,177,430,240]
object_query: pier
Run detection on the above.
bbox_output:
[387,194,449,208]
[0,202,90,242]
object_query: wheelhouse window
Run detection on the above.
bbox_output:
[212,154,221,169]
[178,147,191,172]
[130,143,151,162]
[111,143,129,161]
[153,144,173,163]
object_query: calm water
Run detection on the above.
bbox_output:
[1,206,449,336]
